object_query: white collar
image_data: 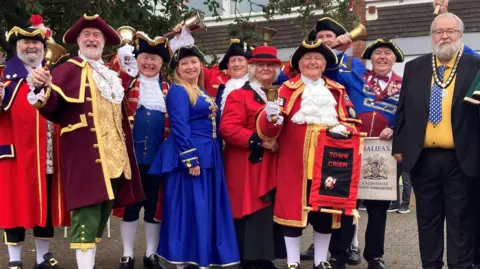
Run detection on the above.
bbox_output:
[301,75,325,86]
[139,73,160,82]
[229,74,248,82]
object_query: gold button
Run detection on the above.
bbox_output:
[81,225,85,228]
[250,141,253,144]
[93,144,99,148]
[68,124,73,128]
[257,143,261,146]
[95,159,101,163]
[147,112,151,116]
[90,128,96,132]
[259,157,263,161]
[88,112,94,117]
[81,237,85,241]
[81,231,85,235]
[86,97,92,101]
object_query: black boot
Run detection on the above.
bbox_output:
[118,256,135,269]
[347,245,361,265]
[143,254,167,269]
[300,244,314,260]
[9,261,23,269]
[33,253,61,269]
[367,257,387,269]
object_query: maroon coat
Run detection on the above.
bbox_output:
[33,56,145,211]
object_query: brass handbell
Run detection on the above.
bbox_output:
[262,27,277,45]
[263,85,280,124]
[332,24,368,49]
[117,26,136,46]
[44,38,69,70]
[164,11,207,38]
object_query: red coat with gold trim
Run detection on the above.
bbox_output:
[0,56,69,228]
[204,65,230,98]
[219,82,276,219]
[256,75,361,227]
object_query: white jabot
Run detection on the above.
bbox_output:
[138,74,166,113]
[220,74,248,112]
[291,75,339,126]
[79,51,125,104]
[249,80,268,104]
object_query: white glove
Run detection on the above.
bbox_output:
[330,124,347,135]
[169,26,194,54]
[27,89,45,105]
[265,101,284,125]
[118,44,138,77]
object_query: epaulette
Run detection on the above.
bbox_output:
[283,78,303,90]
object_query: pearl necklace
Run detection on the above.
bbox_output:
[432,48,462,90]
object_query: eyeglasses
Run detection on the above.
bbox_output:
[431,29,460,37]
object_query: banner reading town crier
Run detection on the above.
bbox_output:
[357,137,397,201]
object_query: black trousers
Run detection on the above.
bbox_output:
[411,149,474,269]
[4,175,54,244]
[123,164,161,223]
[393,162,412,206]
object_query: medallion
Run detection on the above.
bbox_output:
[442,89,448,100]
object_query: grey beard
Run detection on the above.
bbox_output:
[17,50,45,68]
[433,41,463,61]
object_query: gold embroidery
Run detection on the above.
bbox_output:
[60,114,88,135]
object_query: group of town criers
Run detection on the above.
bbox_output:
[2,0,480,269]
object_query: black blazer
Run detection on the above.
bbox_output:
[392,53,480,177]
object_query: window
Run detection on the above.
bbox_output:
[230,0,268,14]
[187,0,224,17]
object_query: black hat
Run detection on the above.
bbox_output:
[169,45,205,70]
[361,38,404,63]
[218,39,253,70]
[307,17,347,41]
[133,31,171,63]
[290,40,338,70]
[6,26,47,45]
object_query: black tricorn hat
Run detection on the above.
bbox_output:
[218,39,253,70]
[133,31,171,63]
[307,17,347,41]
[361,38,405,63]
[290,40,338,70]
[169,45,205,70]
[6,26,47,45]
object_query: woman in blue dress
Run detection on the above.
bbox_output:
[149,43,240,268]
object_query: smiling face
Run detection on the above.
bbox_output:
[254,62,277,86]
[77,27,105,60]
[138,53,163,78]
[371,47,396,76]
[177,56,201,84]
[227,55,248,79]
[298,52,326,81]
[315,30,337,48]
[16,38,44,67]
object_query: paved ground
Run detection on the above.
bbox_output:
[0,194,439,269]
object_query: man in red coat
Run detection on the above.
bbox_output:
[257,40,361,269]
[0,26,68,269]
[28,14,144,269]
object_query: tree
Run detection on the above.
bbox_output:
[0,0,358,65]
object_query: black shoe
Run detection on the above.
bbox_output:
[144,254,167,269]
[368,257,387,269]
[397,203,410,214]
[34,253,60,269]
[300,244,314,260]
[387,203,399,213]
[118,256,135,269]
[9,261,23,269]
[347,245,361,265]
[328,258,345,269]
[314,262,333,269]
[255,260,278,269]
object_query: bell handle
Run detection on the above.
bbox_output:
[434,5,440,15]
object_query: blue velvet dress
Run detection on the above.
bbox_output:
[149,83,240,267]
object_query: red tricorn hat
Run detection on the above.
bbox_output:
[247,45,281,65]
[63,14,121,46]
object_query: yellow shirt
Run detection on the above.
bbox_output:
[423,56,456,148]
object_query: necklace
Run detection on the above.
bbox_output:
[431,48,462,90]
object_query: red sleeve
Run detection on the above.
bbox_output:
[256,108,282,141]
[219,91,255,148]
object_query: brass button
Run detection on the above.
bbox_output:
[90,128,96,132]
[68,124,73,128]
[81,231,85,235]
[250,141,253,144]
[81,237,85,241]
[147,112,151,116]
[81,225,85,228]
[95,159,101,163]
[259,157,263,161]
[86,97,92,101]
[257,143,261,146]
[88,112,94,117]
[93,144,99,148]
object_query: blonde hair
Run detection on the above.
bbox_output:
[173,65,205,105]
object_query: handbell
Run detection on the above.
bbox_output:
[44,38,69,70]
[263,85,280,124]
[164,11,207,38]
[262,27,277,45]
[117,26,136,46]
[332,23,368,49]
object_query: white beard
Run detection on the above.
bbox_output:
[433,41,462,61]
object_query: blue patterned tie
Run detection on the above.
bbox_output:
[429,65,446,125]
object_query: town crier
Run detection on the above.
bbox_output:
[0,25,69,269]
[112,31,171,269]
[257,40,361,269]
[27,14,144,269]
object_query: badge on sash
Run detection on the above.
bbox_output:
[347,106,357,118]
